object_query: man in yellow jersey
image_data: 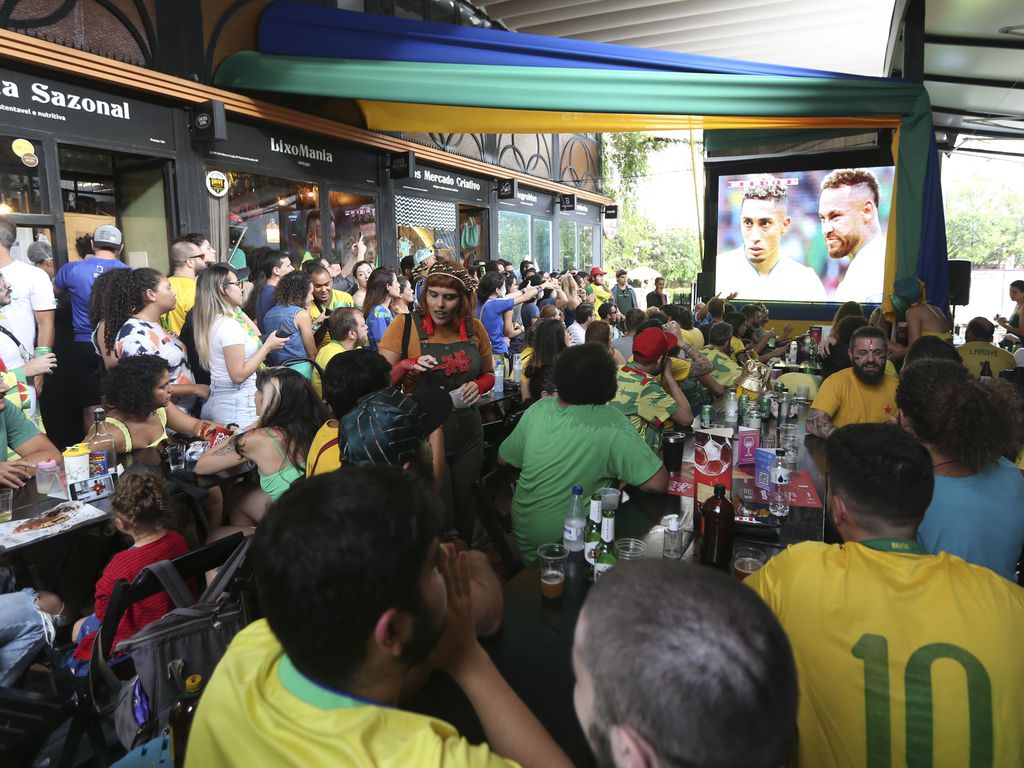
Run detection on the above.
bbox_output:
[747,423,1024,768]
[305,262,354,350]
[586,266,611,313]
[957,316,1016,378]
[807,326,898,438]
[312,308,367,398]
[162,238,207,335]
[575,561,797,768]
[187,467,571,768]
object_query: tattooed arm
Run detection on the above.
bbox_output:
[805,408,836,439]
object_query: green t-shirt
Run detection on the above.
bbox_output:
[0,402,39,461]
[609,365,680,452]
[702,346,741,389]
[498,397,663,562]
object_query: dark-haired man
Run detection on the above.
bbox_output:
[819,168,886,303]
[306,261,354,348]
[610,269,639,314]
[499,343,667,560]
[188,468,570,768]
[747,423,1024,767]
[957,316,1015,378]
[807,326,898,438]
[611,327,693,449]
[577,560,797,768]
[718,178,826,301]
[163,238,207,335]
[312,308,367,398]
[611,307,646,361]
[567,301,594,346]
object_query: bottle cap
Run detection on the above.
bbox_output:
[36,459,57,469]
[666,514,680,532]
[572,485,584,495]
[184,674,203,694]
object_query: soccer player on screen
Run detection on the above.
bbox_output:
[819,169,886,303]
[717,178,826,302]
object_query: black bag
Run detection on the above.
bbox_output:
[108,535,253,748]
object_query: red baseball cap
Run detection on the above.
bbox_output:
[590,266,607,276]
[632,328,678,363]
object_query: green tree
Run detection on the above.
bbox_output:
[945,171,1024,268]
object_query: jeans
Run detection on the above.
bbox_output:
[202,378,257,427]
[0,589,50,687]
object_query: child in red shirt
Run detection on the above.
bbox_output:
[71,473,191,664]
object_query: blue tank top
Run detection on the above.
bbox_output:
[263,304,308,365]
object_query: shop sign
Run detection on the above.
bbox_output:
[0,68,175,149]
[496,187,554,216]
[205,170,228,198]
[397,164,488,204]
[202,120,379,186]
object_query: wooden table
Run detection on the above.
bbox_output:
[410,403,831,764]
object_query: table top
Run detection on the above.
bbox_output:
[410,404,831,763]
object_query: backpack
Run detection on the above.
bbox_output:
[106,536,253,749]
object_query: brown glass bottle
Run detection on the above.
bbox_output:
[699,483,734,572]
[170,674,203,767]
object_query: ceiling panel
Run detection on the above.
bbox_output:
[925,44,1024,81]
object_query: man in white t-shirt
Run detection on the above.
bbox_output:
[567,301,593,346]
[819,169,887,304]
[717,179,827,302]
[0,219,56,397]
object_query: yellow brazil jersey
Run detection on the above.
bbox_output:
[747,541,1024,768]
[312,342,348,398]
[729,336,745,358]
[306,420,341,477]
[678,326,705,350]
[957,342,1016,379]
[310,290,355,350]
[810,366,898,428]
[163,276,196,335]
[186,620,518,768]
[587,283,611,313]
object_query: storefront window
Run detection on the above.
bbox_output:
[498,211,530,265]
[395,194,458,266]
[329,190,377,266]
[61,145,170,270]
[559,220,578,272]
[580,225,594,270]
[223,171,318,267]
[0,136,43,216]
[533,219,552,273]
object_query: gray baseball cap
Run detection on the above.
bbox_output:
[92,224,123,248]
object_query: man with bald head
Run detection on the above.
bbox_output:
[819,168,886,303]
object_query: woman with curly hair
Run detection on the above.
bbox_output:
[362,267,401,351]
[197,367,329,527]
[69,472,191,668]
[897,358,1024,580]
[97,267,206,413]
[262,271,317,377]
[87,354,225,455]
[520,318,569,401]
[193,265,288,427]
[379,260,494,540]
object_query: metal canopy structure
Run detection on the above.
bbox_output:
[477,0,1024,151]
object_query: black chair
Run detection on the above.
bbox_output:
[60,533,246,768]
[471,464,522,578]
[0,686,76,768]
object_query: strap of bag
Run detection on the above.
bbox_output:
[401,311,414,360]
[142,559,196,609]
[198,535,253,605]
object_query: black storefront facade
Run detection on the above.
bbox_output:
[0,63,605,279]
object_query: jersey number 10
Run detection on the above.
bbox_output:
[853,633,993,767]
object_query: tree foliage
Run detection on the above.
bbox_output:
[601,132,702,290]
[945,169,1024,268]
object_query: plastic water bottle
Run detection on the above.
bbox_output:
[788,340,798,365]
[724,388,739,424]
[493,358,504,395]
[769,449,790,517]
[563,485,586,552]
[512,353,523,384]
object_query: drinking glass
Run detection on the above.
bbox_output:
[778,424,799,464]
[596,487,621,512]
[731,548,767,580]
[167,444,186,472]
[615,538,647,561]
[0,488,13,523]
[537,543,569,600]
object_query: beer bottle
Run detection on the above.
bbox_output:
[699,483,734,572]
[169,674,203,768]
[583,493,602,571]
[980,360,993,383]
[593,507,618,581]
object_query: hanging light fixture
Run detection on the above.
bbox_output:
[266,219,280,244]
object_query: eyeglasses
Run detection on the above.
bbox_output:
[223,280,243,288]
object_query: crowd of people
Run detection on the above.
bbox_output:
[2,218,1023,767]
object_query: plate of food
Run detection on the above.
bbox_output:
[0,501,106,549]
[13,501,81,533]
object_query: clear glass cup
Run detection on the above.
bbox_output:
[0,488,13,523]
[732,547,768,580]
[596,487,621,512]
[778,424,800,464]
[615,537,647,561]
[167,444,186,472]
[537,543,569,600]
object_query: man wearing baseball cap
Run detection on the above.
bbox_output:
[54,224,130,430]
[586,266,610,313]
[610,327,694,451]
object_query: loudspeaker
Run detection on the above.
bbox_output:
[695,272,715,300]
[948,259,971,306]
[190,100,227,143]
